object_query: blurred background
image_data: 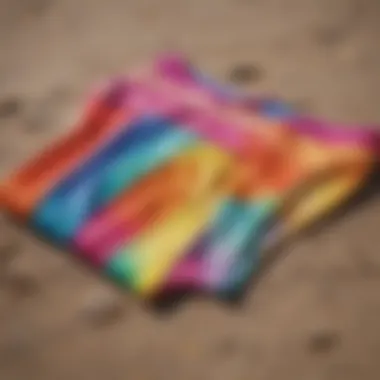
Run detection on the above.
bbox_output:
[0,0,380,379]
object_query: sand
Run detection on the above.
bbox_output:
[0,0,380,379]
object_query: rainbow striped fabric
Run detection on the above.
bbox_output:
[1,54,379,300]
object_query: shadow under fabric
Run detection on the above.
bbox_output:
[0,54,379,301]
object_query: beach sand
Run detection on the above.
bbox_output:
[0,0,380,379]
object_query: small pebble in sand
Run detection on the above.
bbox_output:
[27,0,51,15]
[308,330,341,354]
[0,240,20,264]
[228,63,264,84]
[2,327,35,360]
[314,26,344,47]
[214,335,239,358]
[0,97,23,118]
[6,272,40,297]
[2,249,40,296]
[80,290,125,328]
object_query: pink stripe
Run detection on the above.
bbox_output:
[291,117,380,151]
[163,259,203,291]
[75,213,144,266]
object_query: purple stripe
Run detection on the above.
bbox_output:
[290,117,380,152]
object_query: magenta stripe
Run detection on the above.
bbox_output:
[290,117,380,152]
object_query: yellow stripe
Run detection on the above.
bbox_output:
[128,143,233,296]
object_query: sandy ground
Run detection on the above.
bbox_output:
[1,0,380,379]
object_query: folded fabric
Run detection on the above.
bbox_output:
[1,54,379,301]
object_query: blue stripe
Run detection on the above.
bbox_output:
[32,116,197,244]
